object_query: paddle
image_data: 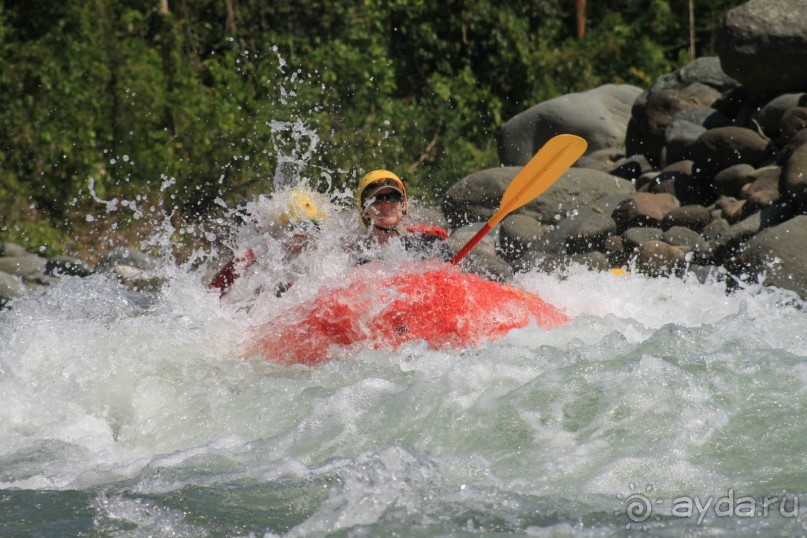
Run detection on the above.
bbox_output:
[449,134,588,265]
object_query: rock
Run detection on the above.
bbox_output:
[602,235,629,267]
[565,213,617,254]
[0,255,48,283]
[713,163,756,197]
[752,93,807,140]
[665,106,732,162]
[409,206,448,229]
[743,215,807,297]
[716,197,751,224]
[519,167,635,225]
[498,214,547,262]
[644,170,715,206]
[46,256,94,277]
[777,128,807,165]
[499,84,642,165]
[569,251,611,272]
[660,205,712,231]
[442,167,520,227]
[447,223,512,280]
[661,160,695,175]
[636,240,690,276]
[626,57,738,165]
[612,193,680,231]
[778,107,807,144]
[689,126,772,181]
[0,242,28,257]
[716,0,807,94]
[780,143,807,209]
[112,265,165,291]
[622,227,664,251]
[702,218,730,242]
[0,271,25,305]
[609,154,653,181]
[739,167,780,196]
[95,247,157,273]
[662,226,704,250]
[512,250,567,275]
[713,203,795,262]
[576,148,624,173]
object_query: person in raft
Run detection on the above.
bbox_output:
[356,169,451,261]
[209,191,326,298]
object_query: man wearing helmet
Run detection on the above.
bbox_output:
[209,190,325,297]
[357,169,451,260]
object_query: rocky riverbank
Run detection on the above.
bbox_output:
[2,0,806,305]
[442,0,807,299]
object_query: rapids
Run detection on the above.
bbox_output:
[1,237,806,535]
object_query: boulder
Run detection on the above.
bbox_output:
[752,93,807,140]
[95,247,157,272]
[0,271,24,305]
[442,167,520,227]
[780,143,807,209]
[565,213,617,254]
[660,205,712,231]
[499,84,642,165]
[0,255,48,284]
[665,106,732,162]
[0,242,28,257]
[778,108,807,144]
[636,240,690,276]
[713,164,756,197]
[743,215,807,297]
[612,193,680,231]
[498,214,547,262]
[626,57,738,165]
[622,227,664,251]
[662,226,704,250]
[716,0,807,94]
[528,168,635,224]
[447,223,513,281]
[689,126,772,181]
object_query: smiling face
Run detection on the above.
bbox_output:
[363,187,404,229]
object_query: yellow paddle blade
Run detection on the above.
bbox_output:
[488,134,588,228]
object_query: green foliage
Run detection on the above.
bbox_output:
[0,0,746,254]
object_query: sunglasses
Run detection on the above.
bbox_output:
[369,192,403,205]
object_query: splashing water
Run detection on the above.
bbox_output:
[2,232,806,536]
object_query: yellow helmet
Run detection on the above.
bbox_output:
[278,191,326,226]
[357,169,408,226]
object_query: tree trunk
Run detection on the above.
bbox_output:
[224,0,237,34]
[160,0,169,14]
[689,0,696,59]
[576,0,586,39]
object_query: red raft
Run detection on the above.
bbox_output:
[247,264,568,365]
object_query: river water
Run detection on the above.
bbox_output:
[1,225,805,537]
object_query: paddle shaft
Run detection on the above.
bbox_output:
[449,134,587,265]
[449,223,491,265]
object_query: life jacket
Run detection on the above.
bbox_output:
[209,248,255,296]
[405,224,448,241]
[402,224,451,261]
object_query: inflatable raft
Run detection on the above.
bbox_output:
[247,263,568,364]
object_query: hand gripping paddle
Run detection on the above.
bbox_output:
[449,134,588,265]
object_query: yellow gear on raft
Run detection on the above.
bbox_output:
[278,191,327,225]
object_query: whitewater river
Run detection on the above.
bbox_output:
[1,242,806,536]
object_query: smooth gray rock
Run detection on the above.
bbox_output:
[743,215,807,297]
[499,84,642,165]
[716,0,807,94]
